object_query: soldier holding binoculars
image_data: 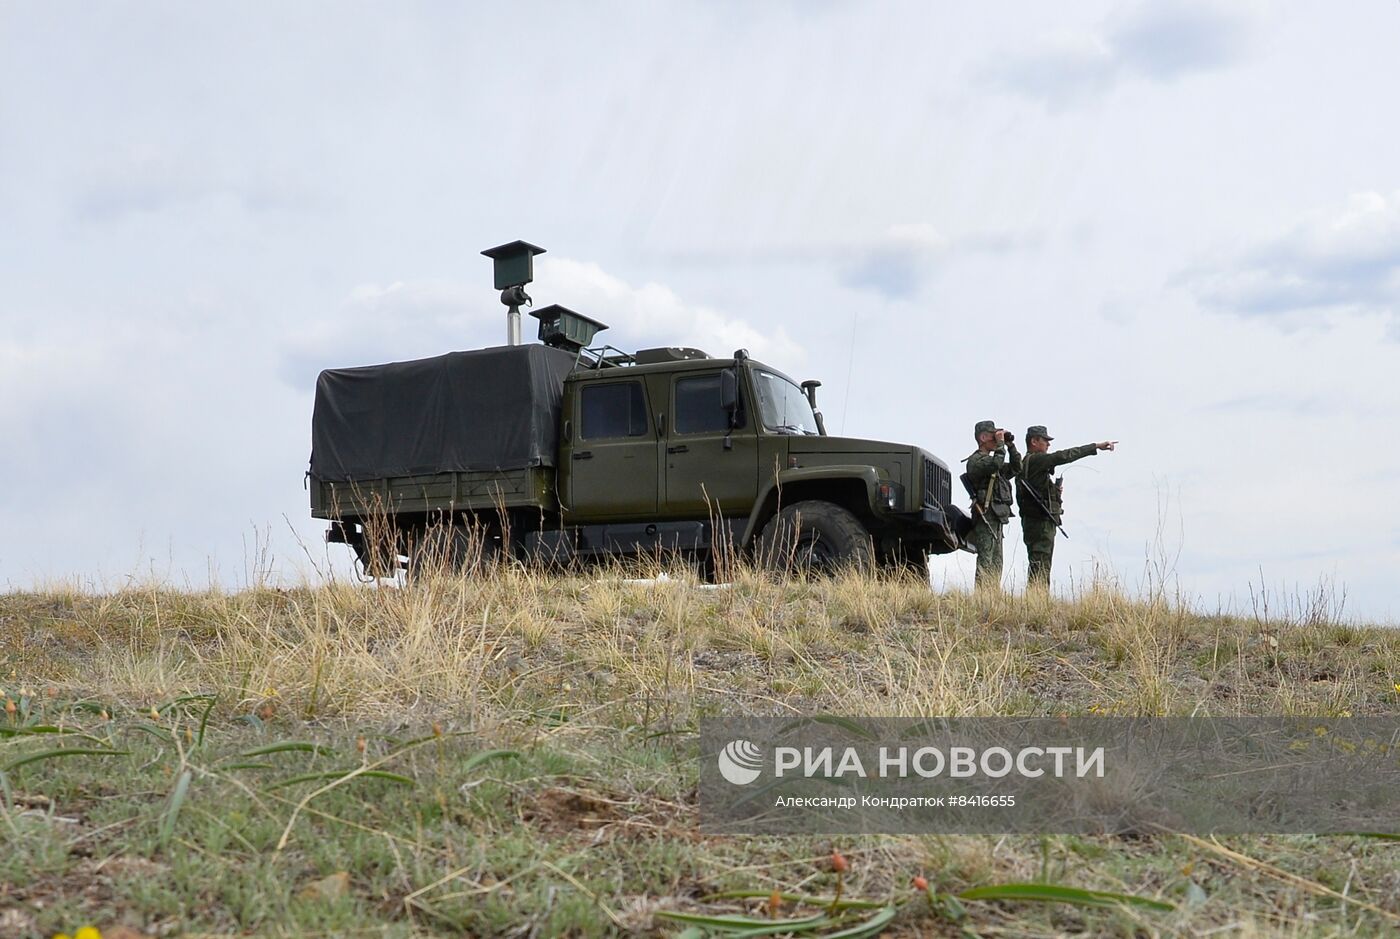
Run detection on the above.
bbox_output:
[962,420,1020,589]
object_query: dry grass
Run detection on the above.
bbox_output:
[9,561,1395,725]
[3,561,1399,937]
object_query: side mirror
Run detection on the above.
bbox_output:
[720,368,738,414]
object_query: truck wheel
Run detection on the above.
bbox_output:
[757,500,874,575]
[882,543,930,583]
[358,519,404,579]
[407,523,499,579]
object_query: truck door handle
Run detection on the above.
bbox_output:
[666,445,689,454]
[573,451,593,460]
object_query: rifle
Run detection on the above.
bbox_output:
[959,470,999,535]
[1016,470,1069,539]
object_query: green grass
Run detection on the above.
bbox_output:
[2,565,1399,937]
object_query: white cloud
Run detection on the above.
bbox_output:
[979,31,1119,106]
[0,319,312,589]
[980,1,1267,105]
[835,224,1044,300]
[278,258,804,385]
[540,258,805,366]
[1181,191,1400,327]
[839,224,949,300]
[1105,1,1264,80]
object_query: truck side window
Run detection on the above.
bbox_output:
[675,374,744,434]
[580,382,649,440]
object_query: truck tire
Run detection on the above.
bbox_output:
[757,500,874,575]
[882,543,930,582]
[357,519,404,579]
[406,523,500,580]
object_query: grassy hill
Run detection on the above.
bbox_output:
[2,566,1398,937]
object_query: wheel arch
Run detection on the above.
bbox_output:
[739,466,881,548]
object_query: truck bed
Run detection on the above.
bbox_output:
[310,466,556,521]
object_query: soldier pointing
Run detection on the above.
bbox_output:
[962,420,1021,590]
[1016,425,1116,589]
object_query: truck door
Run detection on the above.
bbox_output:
[565,378,659,520]
[663,369,759,516]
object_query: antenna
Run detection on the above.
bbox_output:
[840,308,859,434]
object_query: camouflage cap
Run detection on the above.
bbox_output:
[1026,425,1054,441]
[974,420,996,438]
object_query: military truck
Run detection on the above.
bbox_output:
[308,241,971,577]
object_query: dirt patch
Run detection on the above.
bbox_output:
[521,786,626,833]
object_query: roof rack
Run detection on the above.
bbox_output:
[574,344,636,370]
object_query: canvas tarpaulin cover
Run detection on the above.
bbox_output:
[310,344,577,481]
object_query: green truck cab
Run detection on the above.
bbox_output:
[309,245,971,576]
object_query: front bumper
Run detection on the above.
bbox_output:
[889,502,973,554]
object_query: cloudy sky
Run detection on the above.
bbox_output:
[2,2,1396,622]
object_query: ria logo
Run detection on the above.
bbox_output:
[718,739,764,785]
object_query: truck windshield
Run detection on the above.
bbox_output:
[753,369,819,435]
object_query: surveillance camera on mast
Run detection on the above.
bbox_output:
[479,240,611,354]
[480,240,547,346]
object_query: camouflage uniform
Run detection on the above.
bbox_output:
[963,419,1021,589]
[1016,425,1098,588]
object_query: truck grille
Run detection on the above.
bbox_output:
[924,458,952,508]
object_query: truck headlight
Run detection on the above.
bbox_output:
[878,482,903,511]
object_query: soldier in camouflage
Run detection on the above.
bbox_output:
[1016,425,1116,589]
[963,419,1021,589]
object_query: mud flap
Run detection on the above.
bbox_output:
[943,503,977,553]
